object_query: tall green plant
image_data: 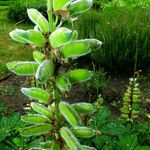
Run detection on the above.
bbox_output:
[6,0,102,149]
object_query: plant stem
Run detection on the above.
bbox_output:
[47,0,55,32]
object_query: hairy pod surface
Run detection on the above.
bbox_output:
[21,87,50,104]
[31,102,53,119]
[60,127,81,150]
[71,126,95,138]
[59,102,81,126]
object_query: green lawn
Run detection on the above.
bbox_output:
[0,9,33,78]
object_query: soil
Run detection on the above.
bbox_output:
[0,71,150,114]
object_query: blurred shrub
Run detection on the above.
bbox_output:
[74,8,150,72]
[93,0,112,9]
[86,70,107,93]
[8,0,47,23]
[103,0,150,9]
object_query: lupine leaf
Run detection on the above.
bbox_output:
[50,27,78,48]
[71,126,95,138]
[6,61,21,70]
[53,0,71,10]
[21,114,51,124]
[21,123,52,137]
[60,127,81,150]
[31,102,53,119]
[68,0,93,16]
[27,9,49,33]
[36,60,55,83]
[10,29,46,46]
[81,145,97,150]
[56,75,71,92]
[59,102,81,126]
[21,87,50,104]
[50,141,61,150]
[33,51,45,63]
[67,69,93,84]
[72,102,95,114]
[60,41,91,59]
[7,61,38,76]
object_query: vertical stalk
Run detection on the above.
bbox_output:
[47,0,55,32]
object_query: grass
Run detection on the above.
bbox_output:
[0,9,33,78]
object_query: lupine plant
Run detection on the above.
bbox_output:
[120,76,142,126]
[6,0,102,149]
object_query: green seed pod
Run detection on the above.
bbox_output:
[33,51,45,63]
[21,123,52,137]
[60,127,81,150]
[121,114,128,119]
[56,75,71,92]
[81,145,97,150]
[36,60,55,83]
[50,141,61,150]
[21,87,50,104]
[21,114,51,124]
[72,102,95,114]
[71,126,95,138]
[31,102,53,119]
[40,141,52,149]
[59,102,82,126]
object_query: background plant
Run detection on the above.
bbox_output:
[74,7,150,72]
[6,0,103,149]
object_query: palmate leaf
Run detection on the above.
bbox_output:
[10,29,46,46]
[68,0,93,16]
[59,102,81,126]
[67,69,93,84]
[33,51,45,63]
[71,126,95,138]
[53,0,71,10]
[50,27,78,48]
[36,60,55,83]
[31,102,53,119]
[21,123,52,137]
[21,87,51,104]
[21,114,51,124]
[6,61,38,76]
[72,102,95,114]
[56,75,71,92]
[27,9,49,33]
[60,127,81,150]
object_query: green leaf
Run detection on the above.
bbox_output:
[27,9,49,33]
[68,0,93,16]
[50,27,78,48]
[53,0,71,10]
[60,41,91,59]
[50,141,61,150]
[56,75,71,92]
[81,145,97,150]
[72,102,95,114]
[21,87,51,104]
[31,102,53,119]
[36,60,55,83]
[6,61,21,70]
[71,126,95,138]
[67,69,93,84]
[10,29,46,46]
[7,61,38,76]
[40,141,53,149]
[60,39,102,59]
[60,127,81,150]
[21,123,52,137]
[33,51,45,63]
[21,114,51,124]
[59,102,81,126]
